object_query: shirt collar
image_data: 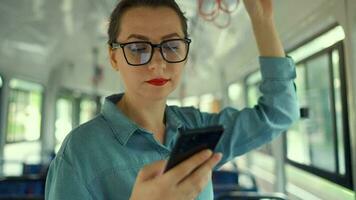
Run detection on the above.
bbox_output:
[163,106,185,148]
[164,105,184,131]
[101,93,185,146]
[101,93,139,145]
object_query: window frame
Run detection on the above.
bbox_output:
[285,39,352,189]
[5,78,45,144]
[54,89,101,144]
[0,74,3,141]
[53,89,101,153]
[0,74,3,108]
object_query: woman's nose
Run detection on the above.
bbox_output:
[147,48,167,71]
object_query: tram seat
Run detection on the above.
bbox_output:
[215,191,288,200]
[213,170,288,200]
[0,175,45,200]
[23,163,49,176]
[22,151,55,176]
[0,159,48,200]
[212,169,258,197]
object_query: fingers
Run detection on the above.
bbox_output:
[137,160,167,182]
[243,0,274,21]
[164,149,213,184]
[178,153,222,192]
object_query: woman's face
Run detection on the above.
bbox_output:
[109,6,187,102]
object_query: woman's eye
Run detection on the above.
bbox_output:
[165,47,178,51]
[130,47,147,53]
[127,44,149,53]
[164,44,180,51]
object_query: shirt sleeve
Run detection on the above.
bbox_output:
[198,57,300,169]
[45,155,92,200]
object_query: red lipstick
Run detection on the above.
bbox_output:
[146,78,170,86]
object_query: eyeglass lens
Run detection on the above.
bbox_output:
[123,40,188,65]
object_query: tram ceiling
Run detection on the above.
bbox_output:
[0,0,327,94]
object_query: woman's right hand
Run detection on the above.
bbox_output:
[129,150,222,200]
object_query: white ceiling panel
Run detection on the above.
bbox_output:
[0,0,339,97]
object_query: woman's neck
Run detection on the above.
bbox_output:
[117,93,166,141]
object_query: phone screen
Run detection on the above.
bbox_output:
[164,125,224,172]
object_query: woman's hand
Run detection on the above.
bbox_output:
[243,0,274,22]
[242,0,285,57]
[130,150,222,200]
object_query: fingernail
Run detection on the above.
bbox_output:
[205,149,213,156]
[215,153,223,160]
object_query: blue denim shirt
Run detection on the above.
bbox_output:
[45,57,299,200]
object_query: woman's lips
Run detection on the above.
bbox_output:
[146,78,170,86]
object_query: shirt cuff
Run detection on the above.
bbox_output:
[259,56,296,80]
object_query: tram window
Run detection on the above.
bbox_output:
[228,83,244,109]
[306,54,335,172]
[0,75,2,130]
[80,98,97,124]
[182,96,199,108]
[55,96,73,151]
[100,96,105,106]
[287,65,310,164]
[332,50,346,175]
[55,93,100,151]
[6,79,43,142]
[200,94,214,112]
[167,99,181,106]
[0,75,2,102]
[287,26,351,188]
[4,79,43,175]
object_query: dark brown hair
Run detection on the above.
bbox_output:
[107,0,188,45]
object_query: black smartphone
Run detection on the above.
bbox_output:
[164,125,224,172]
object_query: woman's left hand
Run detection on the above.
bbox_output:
[243,0,274,21]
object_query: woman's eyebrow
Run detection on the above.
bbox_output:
[126,33,182,41]
[161,33,181,40]
[127,34,149,40]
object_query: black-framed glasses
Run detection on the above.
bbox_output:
[111,38,192,66]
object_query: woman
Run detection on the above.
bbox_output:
[45,0,299,199]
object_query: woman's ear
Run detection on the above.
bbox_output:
[108,47,119,71]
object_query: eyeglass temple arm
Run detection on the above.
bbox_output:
[110,43,121,49]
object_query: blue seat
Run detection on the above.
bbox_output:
[212,169,288,200]
[23,164,45,175]
[0,175,45,199]
[212,170,239,185]
[215,191,288,200]
[213,170,258,193]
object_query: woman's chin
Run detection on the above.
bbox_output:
[142,88,172,101]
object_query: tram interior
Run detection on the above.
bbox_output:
[0,0,355,199]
